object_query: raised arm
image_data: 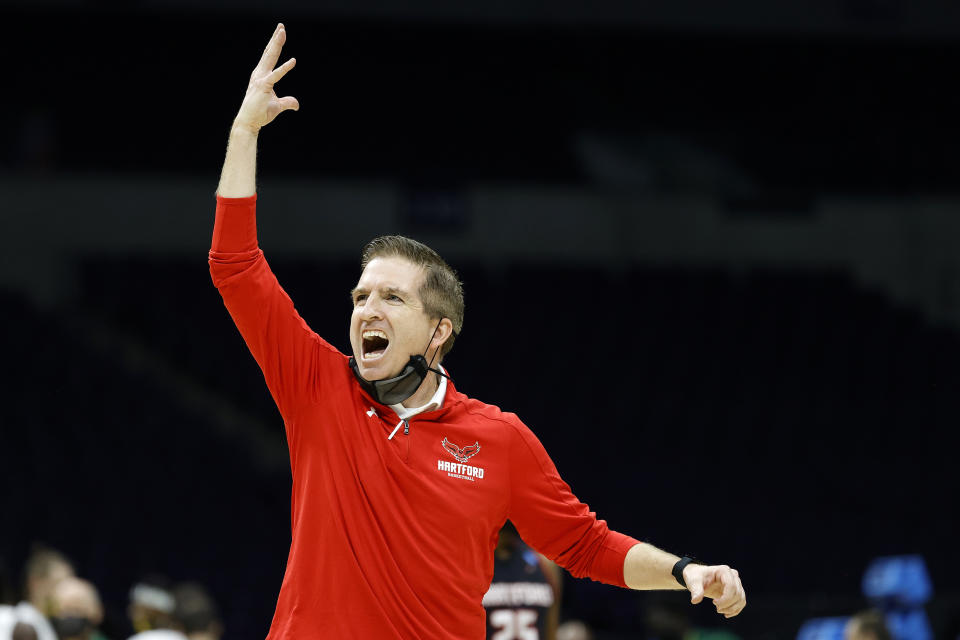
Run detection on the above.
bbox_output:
[210,24,347,421]
[217,23,299,198]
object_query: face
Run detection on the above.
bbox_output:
[30,562,74,614]
[53,577,103,627]
[350,256,441,381]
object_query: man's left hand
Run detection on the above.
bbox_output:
[683,563,746,618]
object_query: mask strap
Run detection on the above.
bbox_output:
[423,318,444,369]
[421,318,456,381]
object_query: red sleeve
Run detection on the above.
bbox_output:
[208,194,345,425]
[507,420,640,588]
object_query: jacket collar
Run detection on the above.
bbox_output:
[354,361,461,418]
[390,365,448,420]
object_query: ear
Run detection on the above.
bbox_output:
[430,318,455,358]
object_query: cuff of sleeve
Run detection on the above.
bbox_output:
[212,193,258,253]
[603,532,643,589]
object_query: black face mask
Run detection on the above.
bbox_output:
[349,319,453,405]
[52,616,93,638]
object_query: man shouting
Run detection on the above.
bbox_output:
[210,23,746,639]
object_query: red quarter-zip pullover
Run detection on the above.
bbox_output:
[209,194,640,639]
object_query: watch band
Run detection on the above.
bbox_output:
[672,556,696,588]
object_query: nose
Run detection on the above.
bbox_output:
[357,294,384,321]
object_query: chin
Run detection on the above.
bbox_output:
[358,358,399,381]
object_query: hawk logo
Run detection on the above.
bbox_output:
[442,437,480,463]
[437,438,485,481]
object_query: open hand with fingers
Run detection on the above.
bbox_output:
[683,563,746,618]
[233,23,299,134]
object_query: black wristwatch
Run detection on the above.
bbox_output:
[672,556,697,589]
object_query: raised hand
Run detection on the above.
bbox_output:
[233,23,299,133]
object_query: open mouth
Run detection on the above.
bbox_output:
[362,329,390,360]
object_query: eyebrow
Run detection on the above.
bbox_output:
[350,285,413,300]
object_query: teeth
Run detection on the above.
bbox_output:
[363,330,388,340]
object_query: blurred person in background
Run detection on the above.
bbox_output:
[127,577,186,640]
[0,547,72,640]
[0,610,44,640]
[171,583,221,640]
[555,620,594,640]
[483,521,561,639]
[844,610,891,640]
[211,22,746,638]
[23,546,74,618]
[50,576,108,640]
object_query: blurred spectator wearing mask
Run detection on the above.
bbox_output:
[50,576,108,640]
[127,578,186,640]
[844,610,892,640]
[171,584,221,640]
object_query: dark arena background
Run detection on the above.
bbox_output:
[3,0,960,638]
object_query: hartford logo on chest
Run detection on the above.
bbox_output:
[438,437,485,481]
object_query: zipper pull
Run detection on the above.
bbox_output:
[388,419,404,440]
[403,419,410,436]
